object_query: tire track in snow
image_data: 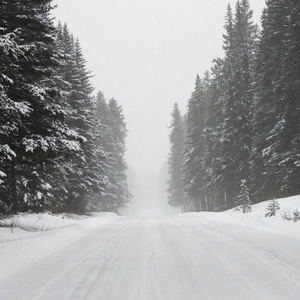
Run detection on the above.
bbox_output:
[69,218,138,300]
[181,216,300,283]
[0,217,134,300]
[172,216,300,299]
[1,215,300,300]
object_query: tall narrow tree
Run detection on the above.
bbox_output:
[251,0,292,201]
[167,103,186,212]
[183,75,208,211]
[94,92,130,213]
[58,33,104,214]
[218,1,258,207]
[107,97,131,212]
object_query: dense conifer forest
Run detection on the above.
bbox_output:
[168,0,300,212]
[0,1,130,215]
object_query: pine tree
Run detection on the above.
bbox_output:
[107,97,131,212]
[251,1,290,201]
[265,199,280,217]
[204,58,226,211]
[94,92,130,213]
[293,209,300,222]
[0,1,79,213]
[236,179,252,213]
[93,92,114,211]
[275,0,300,196]
[56,30,104,214]
[218,1,258,207]
[167,103,186,212]
[0,29,28,213]
[183,75,208,211]
[0,30,26,177]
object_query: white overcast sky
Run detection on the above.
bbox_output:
[52,0,266,175]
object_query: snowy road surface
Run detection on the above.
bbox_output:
[1,215,300,300]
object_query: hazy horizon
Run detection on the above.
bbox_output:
[52,0,266,177]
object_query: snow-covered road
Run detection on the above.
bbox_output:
[1,214,300,300]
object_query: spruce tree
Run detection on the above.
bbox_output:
[204,58,226,211]
[265,199,280,217]
[56,30,104,214]
[0,0,79,212]
[251,1,289,201]
[94,92,130,213]
[218,1,258,207]
[236,179,252,213]
[93,92,113,211]
[107,97,131,212]
[167,103,186,212]
[183,75,208,211]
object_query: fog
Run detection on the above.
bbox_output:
[123,164,179,217]
[52,0,266,215]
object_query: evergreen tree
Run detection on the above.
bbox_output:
[293,209,300,222]
[93,92,114,211]
[167,103,186,212]
[183,75,208,211]
[0,30,26,179]
[251,1,290,201]
[265,199,280,217]
[218,1,258,207]
[94,92,130,213]
[236,179,252,213]
[0,1,79,213]
[107,97,131,212]
[204,58,226,211]
[0,29,28,213]
[55,28,104,214]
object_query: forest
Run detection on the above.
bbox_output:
[0,1,131,216]
[168,0,300,212]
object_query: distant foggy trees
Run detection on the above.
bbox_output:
[168,0,300,211]
[0,1,130,215]
[94,93,131,213]
[167,103,187,212]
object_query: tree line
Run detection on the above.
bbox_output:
[168,0,300,212]
[0,1,131,215]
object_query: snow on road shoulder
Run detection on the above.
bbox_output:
[0,212,120,242]
[0,212,121,282]
[180,195,300,239]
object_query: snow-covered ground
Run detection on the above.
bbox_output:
[182,195,300,239]
[0,196,300,299]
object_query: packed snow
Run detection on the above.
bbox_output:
[0,196,300,299]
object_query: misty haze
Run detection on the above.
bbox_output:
[1,0,300,299]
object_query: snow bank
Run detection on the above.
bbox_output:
[0,212,120,242]
[180,195,300,239]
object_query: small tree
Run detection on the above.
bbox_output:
[265,199,280,217]
[293,209,300,222]
[282,211,292,221]
[236,179,252,213]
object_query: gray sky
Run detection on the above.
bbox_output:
[52,0,266,175]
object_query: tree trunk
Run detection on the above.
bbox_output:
[211,187,214,211]
[11,163,18,213]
